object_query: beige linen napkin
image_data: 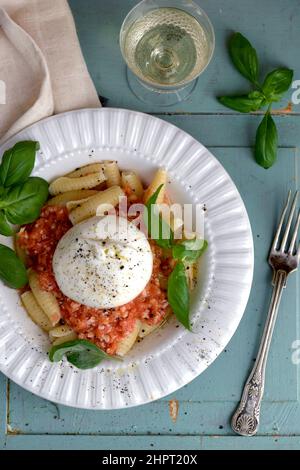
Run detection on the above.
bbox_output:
[0,0,100,143]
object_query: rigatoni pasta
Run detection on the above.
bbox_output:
[52,333,78,346]
[185,262,198,291]
[14,233,28,266]
[66,196,95,212]
[67,163,104,178]
[139,321,162,338]
[21,291,53,332]
[69,185,125,224]
[116,320,141,356]
[49,171,106,196]
[121,170,144,199]
[28,269,61,326]
[143,168,167,204]
[103,160,121,187]
[47,189,98,206]
[49,325,77,346]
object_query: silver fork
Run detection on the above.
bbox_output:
[231,190,300,436]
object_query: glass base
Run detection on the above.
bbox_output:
[126,68,198,107]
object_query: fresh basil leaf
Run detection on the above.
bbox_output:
[248,91,263,99]
[0,141,39,187]
[0,187,7,198]
[144,184,173,249]
[218,93,265,113]
[167,261,190,331]
[0,211,14,236]
[0,177,48,224]
[255,112,278,169]
[229,32,259,84]
[0,244,28,288]
[67,349,109,369]
[173,239,208,262]
[144,184,163,230]
[49,339,116,370]
[262,68,293,102]
[150,210,174,249]
[146,184,164,207]
[248,90,268,105]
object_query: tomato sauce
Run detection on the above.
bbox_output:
[18,205,173,354]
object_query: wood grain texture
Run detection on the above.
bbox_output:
[68,0,300,114]
[1,0,300,450]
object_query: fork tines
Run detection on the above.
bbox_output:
[271,190,300,256]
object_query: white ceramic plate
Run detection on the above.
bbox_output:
[0,108,253,409]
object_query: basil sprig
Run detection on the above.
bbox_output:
[0,140,49,288]
[255,110,278,169]
[172,239,208,262]
[262,68,294,102]
[218,32,293,169]
[49,339,119,370]
[0,244,28,288]
[0,141,39,187]
[0,177,49,225]
[0,211,14,236]
[228,32,259,85]
[144,185,207,330]
[218,93,266,113]
[0,141,48,236]
[167,262,190,330]
[144,184,174,249]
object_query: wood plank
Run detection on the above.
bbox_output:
[69,0,300,114]
[2,434,300,450]
[160,115,300,147]
[6,400,300,437]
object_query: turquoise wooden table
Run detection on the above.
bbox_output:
[1,0,300,450]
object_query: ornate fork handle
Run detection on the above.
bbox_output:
[231,270,287,436]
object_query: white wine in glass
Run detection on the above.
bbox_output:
[120,0,215,106]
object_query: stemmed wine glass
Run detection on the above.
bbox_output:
[120,0,215,106]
